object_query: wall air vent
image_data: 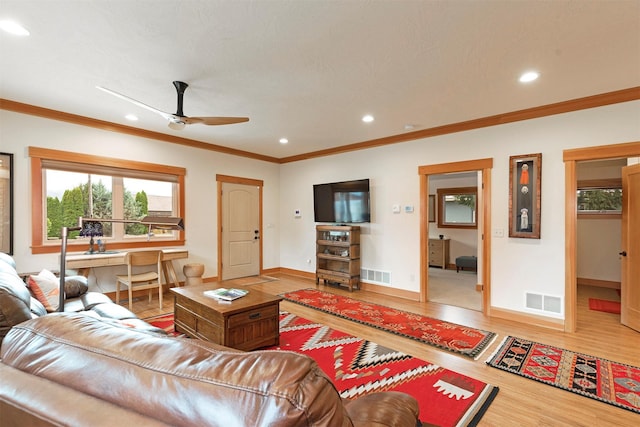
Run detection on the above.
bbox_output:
[361,268,391,285]
[525,292,563,314]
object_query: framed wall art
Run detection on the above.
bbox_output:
[509,153,541,239]
[1,152,13,254]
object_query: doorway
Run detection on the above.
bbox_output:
[428,172,481,311]
[418,158,493,313]
[216,175,263,280]
[563,141,640,332]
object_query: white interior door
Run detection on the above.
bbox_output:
[221,182,260,280]
[621,163,640,332]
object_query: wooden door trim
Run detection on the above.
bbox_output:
[418,158,493,312]
[563,141,640,332]
[216,175,264,280]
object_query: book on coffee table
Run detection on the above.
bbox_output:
[203,288,248,301]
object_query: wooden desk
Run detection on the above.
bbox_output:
[66,249,188,287]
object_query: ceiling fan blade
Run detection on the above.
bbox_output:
[184,116,250,126]
[96,86,174,121]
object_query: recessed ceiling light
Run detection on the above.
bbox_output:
[279,138,288,144]
[404,124,415,131]
[519,71,540,83]
[362,114,374,123]
[0,20,30,36]
[125,114,138,121]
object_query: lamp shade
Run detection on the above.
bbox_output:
[140,216,184,230]
[79,221,104,237]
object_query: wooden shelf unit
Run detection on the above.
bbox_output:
[315,225,361,292]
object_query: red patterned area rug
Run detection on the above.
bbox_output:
[486,336,640,414]
[268,312,499,427]
[281,288,497,360]
[588,298,621,314]
[145,313,183,336]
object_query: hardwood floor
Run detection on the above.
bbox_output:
[130,276,639,427]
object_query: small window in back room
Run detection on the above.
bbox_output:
[577,179,622,217]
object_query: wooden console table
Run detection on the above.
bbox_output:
[170,283,282,351]
[65,248,188,287]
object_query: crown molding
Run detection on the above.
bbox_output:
[2,86,639,164]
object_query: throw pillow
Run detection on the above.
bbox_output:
[64,275,89,298]
[28,269,60,312]
[28,271,91,312]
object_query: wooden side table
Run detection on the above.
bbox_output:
[169,283,282,351]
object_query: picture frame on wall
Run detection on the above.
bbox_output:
[1,152,13,254]
[509,153,541,239]
[428,194,435,222]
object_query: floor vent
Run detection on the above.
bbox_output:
[361,268,391,285]
[525,292,563,314]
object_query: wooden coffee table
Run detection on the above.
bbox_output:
[169,283,282,351]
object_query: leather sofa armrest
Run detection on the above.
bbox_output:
[0,364,173,427]
[343,391,421,427]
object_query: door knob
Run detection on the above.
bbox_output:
[619,251,627,256]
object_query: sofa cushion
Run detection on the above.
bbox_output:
[30,297,47,316]
[79,292,116,310]
[89,301,138,320]
[0,258,18,276]
[0,272,34,342]
[0,252,16,270]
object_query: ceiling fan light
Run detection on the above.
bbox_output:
[168,120,185,130]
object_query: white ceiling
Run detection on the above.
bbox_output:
[1,0,639,159]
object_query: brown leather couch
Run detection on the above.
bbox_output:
[0,313,421,426]
[0,252,160,344]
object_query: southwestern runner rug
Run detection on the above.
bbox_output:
[281,288,497,359]
[269,312,499,427]
[486,336,640,414]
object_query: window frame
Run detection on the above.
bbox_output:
[436,186,478,229]
[577,178,622,219]
[30,147,185,254]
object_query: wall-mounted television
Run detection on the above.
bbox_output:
[313,179,370,223]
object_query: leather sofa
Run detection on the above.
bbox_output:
[1,313,421,426]
[0,252,161,344]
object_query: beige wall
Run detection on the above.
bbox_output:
[278,100,640,319]
[2,99,639,319]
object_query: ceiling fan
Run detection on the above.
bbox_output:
[96,81,249,130]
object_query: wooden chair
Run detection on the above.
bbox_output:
[116,250,163,310]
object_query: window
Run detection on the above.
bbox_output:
[437,186,477,229]
[30,147,185,254]
[577,179,622,218]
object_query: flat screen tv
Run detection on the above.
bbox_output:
[313,179,370,223]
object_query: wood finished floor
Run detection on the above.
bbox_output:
[130,275,639,427]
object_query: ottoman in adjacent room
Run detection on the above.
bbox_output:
[455,256,477,272]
